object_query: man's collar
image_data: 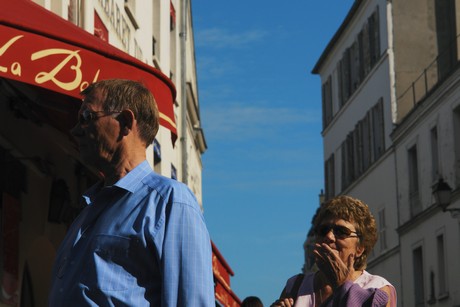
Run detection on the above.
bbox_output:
[113,160,152,193]
[82,160,152,203]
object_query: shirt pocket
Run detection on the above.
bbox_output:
[81,234,137,291]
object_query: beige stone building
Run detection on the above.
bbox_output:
[312,0,460,305]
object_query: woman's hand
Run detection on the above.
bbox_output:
[313,243,355,290]
[270,297,294,307]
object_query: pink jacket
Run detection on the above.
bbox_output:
[283,271,397,307]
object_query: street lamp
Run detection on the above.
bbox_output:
[432,178,460,218]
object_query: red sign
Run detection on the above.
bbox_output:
[0,25,176,137]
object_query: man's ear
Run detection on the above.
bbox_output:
[118,109,135,136]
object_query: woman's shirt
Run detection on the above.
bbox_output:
[283,270,397,307]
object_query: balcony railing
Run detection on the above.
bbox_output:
[397,34,460,122]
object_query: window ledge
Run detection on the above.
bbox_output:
[438,292,449,301]
[124,3,139,30]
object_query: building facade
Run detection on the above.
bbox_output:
[313,0,460,306]
[311,0,401,299]
[0,0,239,306]
[391,1,460,306]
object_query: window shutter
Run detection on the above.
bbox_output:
[337,60,344,107]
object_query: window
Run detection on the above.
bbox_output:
[430,126,440,181]
[171,164,177,180]
[336,6,381,107]
[435,0,457,79]
[362,23,371,76]
[152,0,161,61]
[378,208,387,252]
[413,246,425,307]
[437,233,448,296]
[408,144,421,216]
[357,30,365,82]
[368,7,380,67]
[153,139,161,165]
[340,49,351,104]
[152,36,157,56]
[453,106,460,186]
[361,114,371,170]
[352,126,363,178]
[124,0,139,30]
[134,39,143,61]
[337,61,344,107]
[322,76,333,129]
[340,99,385,191]
[325,154,335,200]
[350,41,360,91]
[341,135,354,190]
[170,1,176,31]
[371,98,385,160]
[153,139,161,173]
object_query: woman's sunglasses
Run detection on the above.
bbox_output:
[315,224,360,239]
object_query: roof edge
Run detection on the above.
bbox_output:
[311,0,364,75]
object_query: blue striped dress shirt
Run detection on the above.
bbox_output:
[49,160,215,306]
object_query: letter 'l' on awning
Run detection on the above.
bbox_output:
[0,0,177,143]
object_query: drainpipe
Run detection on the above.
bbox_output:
[387,0,404,303]
[180,0,188,184]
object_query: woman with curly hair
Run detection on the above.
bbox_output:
[271,195,396,307]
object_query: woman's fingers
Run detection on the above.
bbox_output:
[347,254,355,272]
[314,243,356,288]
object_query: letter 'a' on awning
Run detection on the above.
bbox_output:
[0,0,177,143]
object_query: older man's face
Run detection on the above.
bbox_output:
[71,89,122,169]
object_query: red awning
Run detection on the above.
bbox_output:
[212,242,241,307]
[0,0,177,140]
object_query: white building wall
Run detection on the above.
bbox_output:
[393,68,460,306]
[399,211,460,307]
[395,74,460,225]
[316,0,401,301]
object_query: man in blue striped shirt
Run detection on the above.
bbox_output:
[49,79,215,306]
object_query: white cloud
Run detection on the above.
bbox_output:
[196,57,238,79]
[202,104,319,141]
[196,28,267,49]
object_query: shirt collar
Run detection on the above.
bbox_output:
[82,160,152,203]
[114,160,152,193]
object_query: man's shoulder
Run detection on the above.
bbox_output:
[142,171,184,189]
[142,172,197,204]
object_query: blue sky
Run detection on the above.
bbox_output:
[192,2,354,305]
